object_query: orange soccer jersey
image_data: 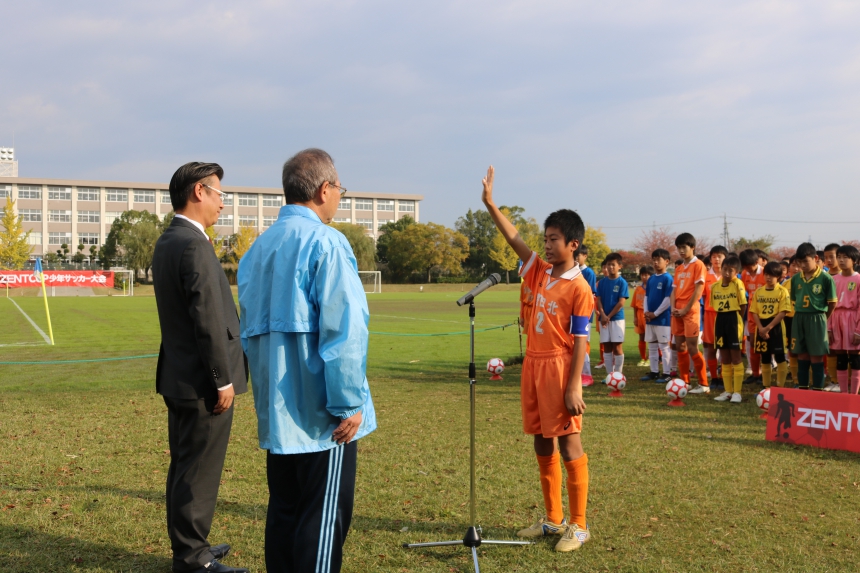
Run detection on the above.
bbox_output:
[741,266,767,323]
[519,252,594,437]
[632,285,646,335]
[672,257,707,337]
[520,282,535,332]
[702,269,720,344]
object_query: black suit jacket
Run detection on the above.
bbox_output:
[152,217,248,400]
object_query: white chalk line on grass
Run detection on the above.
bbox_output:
[0,342,44,347]
[8,299,51,345]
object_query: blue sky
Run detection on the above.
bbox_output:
[3,1,859,249]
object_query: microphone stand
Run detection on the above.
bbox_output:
[403,300,532,572]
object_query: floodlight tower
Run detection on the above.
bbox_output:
[0,147,18,177]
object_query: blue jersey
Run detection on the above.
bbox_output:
[596,276,629,320]
[645,273,673,327]
[580,265,597,294]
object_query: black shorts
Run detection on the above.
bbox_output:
[714,311,743,350]
[753,317,786,355]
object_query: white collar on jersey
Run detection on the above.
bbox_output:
[681,255,699,268]
[546,264,582,281]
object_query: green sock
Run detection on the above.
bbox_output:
[811,362,825,390]
[797,360,811,389]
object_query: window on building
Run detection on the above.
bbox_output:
[48,186,72,201]
[104,212,123,225]
[161,191,173,204]
[338,198,351,210]
[263,215,277,227]
[238,193,257,207]
[216,214,234,227]
[49,210,72,223]
[27,232,42,245]
[133,189,155,203]
[49,232,72,245]
[355,199,373,211]
[262,195,282,207]
[221,192,233,206]
[399,200,415,212]
[18,185,42,200]
[77,187,100,202]
[356,218,373,230]
[239,214,258,227]
[20,209,42,222]
[78,233,100,245]
[106,188,128,202]
[333,217,352,223]
[0,185,10,198]
[377,200,394,211]
[78,211,100,223]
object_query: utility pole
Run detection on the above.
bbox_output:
[722,213,731,250]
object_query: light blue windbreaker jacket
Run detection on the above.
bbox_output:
[238,205,377,454]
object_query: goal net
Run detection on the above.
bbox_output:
[358,271,382,294]
[0,269,135,297]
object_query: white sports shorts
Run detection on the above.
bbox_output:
[599,319,625,343]
[646,324,672,344]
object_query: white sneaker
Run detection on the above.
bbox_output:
[745,368,752,376]
[595,362,605,370]
[517,516,568,538]
[824,383,839,392]
[689,384,711,394]
[714,392,732,401]
[730,392,743,403]
[637,359,649,367]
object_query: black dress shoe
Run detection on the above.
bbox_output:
[186,559,249,573]
[210,544,231,561]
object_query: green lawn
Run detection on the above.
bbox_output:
[1,291,858,572]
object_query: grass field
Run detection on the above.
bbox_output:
[1,289,859,572]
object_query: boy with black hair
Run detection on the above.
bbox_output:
[671,233,709,393]
[632,266,652,367]
[755,249,769,266]
[829,245,860,394]
[750,262,791,388]
[783,256,799,383]
[642,251,673,382]
[596,253,629,373]
[481,166,593,552]
[823,243,840,275]
[711,255,748,402]
[823,243,842,390]
[576,245,597,295]
[704,246,728,385]
[816,251,826,271]
[740,249,766,384]
[790,243,837,390]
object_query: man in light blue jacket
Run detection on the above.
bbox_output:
[238,148,376,573]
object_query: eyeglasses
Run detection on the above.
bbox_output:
[201,183,226,199]
[327,182,347,197]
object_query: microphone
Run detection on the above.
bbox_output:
[456,273,501,306]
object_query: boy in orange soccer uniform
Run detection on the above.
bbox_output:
[671,233,710,393]
[632,266,651,366]
[740,249,767,384]
[703,246,728,387]
[482,166,593,552]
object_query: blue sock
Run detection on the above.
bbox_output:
[797,360,811,389]
[811,362,825,390]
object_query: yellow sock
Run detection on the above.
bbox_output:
[776,362,788,387]
[761,364,773,388]
[734,363,745,394]
[789,356,798,383]
[722,363,733,393]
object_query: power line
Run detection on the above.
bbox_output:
[593,215,860,229]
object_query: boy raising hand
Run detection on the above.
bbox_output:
[482,166,594,553]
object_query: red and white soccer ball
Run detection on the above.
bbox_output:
[665,378,688,399]
[604,372,626,391]
[487,358,505,376]
[756,388,771,412]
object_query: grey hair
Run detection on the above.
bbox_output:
[281,148,338,204]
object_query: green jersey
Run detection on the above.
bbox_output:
[789,268,837,313]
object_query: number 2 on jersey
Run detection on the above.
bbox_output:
[534,311,545,334]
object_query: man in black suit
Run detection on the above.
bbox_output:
[152,162,249,573]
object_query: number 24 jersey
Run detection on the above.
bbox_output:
[709,277,748,313]
[520,252,594,352]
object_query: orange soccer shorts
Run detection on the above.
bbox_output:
[521,348,583,438]
[702,310,717,345]
[671,302,701,338]
[635,310,646,335]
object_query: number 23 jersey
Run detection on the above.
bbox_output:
[520,252,594,352]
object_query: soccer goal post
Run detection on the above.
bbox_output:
[358,271,382,294]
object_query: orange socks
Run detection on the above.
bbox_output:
[537,453,564,524]
[692,353,708,386]
[638,340,647,360]
[707,358,719,380]
[564,454,589,529]
[677,351,691,383]
[750,352,761,377]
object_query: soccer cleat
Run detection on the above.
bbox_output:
[745,367,753,376]
[554,523,590,552]
[688,384,710,394]
[594,362,605,370]
[669,370,678,379]
[730,392,743,403]
[714,392,732,401]
[637,359,649,367]
[640,372,658,381]
[581,375,594,387]
[516,516,568,538]
[824,383,839,392]
[655,374,670,384]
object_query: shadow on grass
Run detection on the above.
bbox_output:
[0,524,171,573]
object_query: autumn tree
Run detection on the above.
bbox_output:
[582,226,611,267]
[376,215,415,264]
[103,210,163,281]
[385,222,468,282]
[731,235,775,253]
[455,209,497,277]
[331,222,377,271]
[631,227,676,259]
[229,225,259,264]
[0,198,32,269]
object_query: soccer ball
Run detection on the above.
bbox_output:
[756,388,771,412]
[666,378,688,399]
[487,358,504,376]
[604,372,626,391]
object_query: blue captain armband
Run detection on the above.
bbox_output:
[569,315,590,336]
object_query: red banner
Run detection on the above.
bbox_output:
[766,387,860,454]
[0,270,115,288]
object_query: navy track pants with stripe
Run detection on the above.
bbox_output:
[265,441,357,573]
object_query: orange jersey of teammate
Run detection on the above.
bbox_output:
[631,285,646,332]
[703,269,720,312]
[741,266,767,319]
[520,282,535,332]
[673,257,707,307]
[520,252,594,352]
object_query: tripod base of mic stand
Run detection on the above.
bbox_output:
[404,526,532,573]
